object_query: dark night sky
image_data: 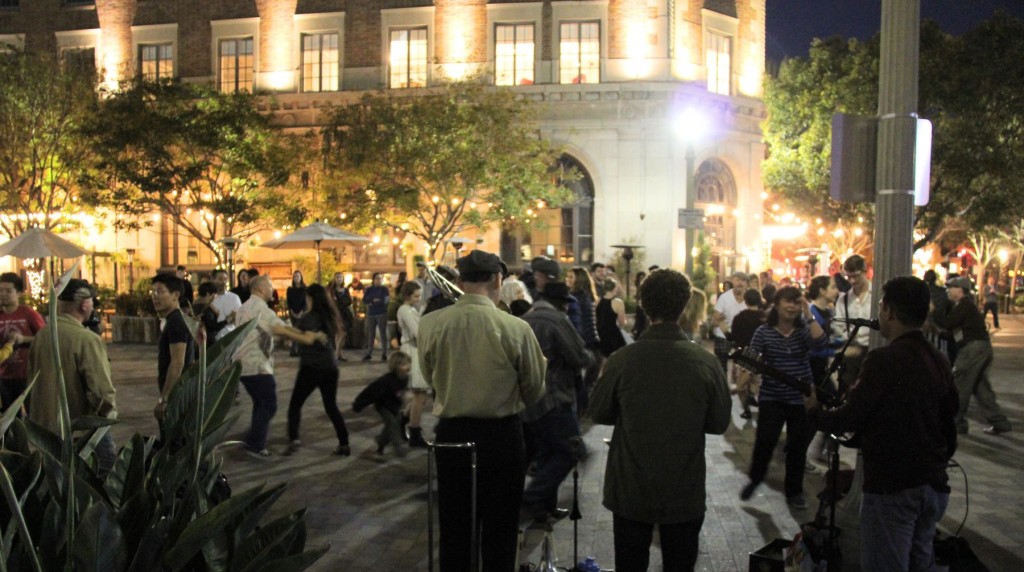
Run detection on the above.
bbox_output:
[766,0,1024,63]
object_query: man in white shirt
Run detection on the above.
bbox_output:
[210,269,241,341]
[712,271,750,374]
[831,255,872,392]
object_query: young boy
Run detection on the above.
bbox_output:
[353,351,411,457]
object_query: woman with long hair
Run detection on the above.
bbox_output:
[568,267,602,408]
[678,287,708,339]
[331,272,353,360]
[286,283,352,456]
[740,286,825,508]
[286,270,307,356]
[596,277,628,357]
[396,281,429,447]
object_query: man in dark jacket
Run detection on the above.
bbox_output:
[808,276,959,570]
[590,269,730,571]
[520,281,594,527]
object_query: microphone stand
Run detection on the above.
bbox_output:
[561,438,585,572]
[816,323,863,565]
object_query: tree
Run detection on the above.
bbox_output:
[320,82,574,261]
[762,16,1024,251]
[83,81,305,264]
[0,50,99,237]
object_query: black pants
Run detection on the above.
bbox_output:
[0,378,27,415]
[435,416,526,572]
[287,364,349,445]
[613,513,705,572]
[983,301,1000,328]
[748,400,812,498]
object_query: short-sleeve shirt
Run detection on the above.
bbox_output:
[210,291,242,341]
[296,312,336,370]
[0,305,46,381]
[158,308,196,392]
[233,296,288,376]
[713,290,747,339]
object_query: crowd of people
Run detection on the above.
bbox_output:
[0,249,1014,571]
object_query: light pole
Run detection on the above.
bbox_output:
[218,236,242,288]
[125,248,136,292]
[677,107,708,277]
[611,244,643,300]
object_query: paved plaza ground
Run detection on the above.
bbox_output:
[105,314,1024,571]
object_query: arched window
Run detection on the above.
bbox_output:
[694,158,736,251]
[500,155,595,267]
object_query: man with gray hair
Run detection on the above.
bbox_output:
[711,271,750,374]
[233,274,327,458]
[28,279,117,475]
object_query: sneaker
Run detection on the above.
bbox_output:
[740,411,752,419]
[285,440,301,455]
[805,463,821,474]
[334,444,352,457]
[362,355,372,361]
[786,493,808,509]
[381,354,388,361]
[245,447,272,460]
[982,425,1011,436]
[740,482,758,501]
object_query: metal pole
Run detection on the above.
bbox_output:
[871,0,920,348]
[684,145,697,276]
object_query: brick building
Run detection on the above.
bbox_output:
[1,0,767,280]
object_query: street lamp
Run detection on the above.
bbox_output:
[218,236,242,287]
[677,108,709,277]
[611,244,644,300]
[125,248,136,292]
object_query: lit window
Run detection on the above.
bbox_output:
[706,31,731,95]
[219,38,254,93]
[495,24,534,86]
[302,33,339,92]
[559,21,600,84]
[140,44,173,81]
[389,27,428,89]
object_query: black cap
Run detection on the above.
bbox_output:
[540,281,574,303]
[57,279,96,302]
[530,256,561,279]
[456,250,508,277]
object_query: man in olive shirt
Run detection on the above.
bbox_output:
[28,279,117,475]
[936,277,1011,435]
[591,269,731,571]
[419,249,547,572]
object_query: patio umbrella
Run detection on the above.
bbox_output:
[260,221,370,282]
[0,227,89,259]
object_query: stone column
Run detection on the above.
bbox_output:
[434,0,486,81]
[254,0,297,91]
[96,0,138,88]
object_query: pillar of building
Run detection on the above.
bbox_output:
[254,0,297,92]
[434,0,487,81]
[96,0,138,89]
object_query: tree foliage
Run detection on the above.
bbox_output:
[762,15,1024,249]
[82,81,305,264]
[0,50,99,237]
[320,83,574,260]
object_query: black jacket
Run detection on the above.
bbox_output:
[520,301,594,422]
[353,372,408,415]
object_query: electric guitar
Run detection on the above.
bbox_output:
[729,346,843,408]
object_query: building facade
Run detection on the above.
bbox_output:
[1,0,767,279]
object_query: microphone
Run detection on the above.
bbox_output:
[834,317,880,330]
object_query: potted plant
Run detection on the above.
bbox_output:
[111,278,160,343]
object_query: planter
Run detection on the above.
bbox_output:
[111,315,161,344]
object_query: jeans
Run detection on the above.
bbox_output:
[240,374,277,452]
[860,484,949,571]
[287,364,349,445]
[613,513,705,572]
[748,400,812,497]
[953,340,1010,432]
[375,406,405,453]
[522,403,579,513]
[982,301,1000,328]
[364,313,388,357]
[434,416,526,572]
[0,378,27,415]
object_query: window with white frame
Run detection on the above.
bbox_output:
[389,27,428,89]
[139,43,173,81]
[219,37,254,92]
[559,21,600,84]
[302,32,339,92]
[706,31,731,95]
[495,23,534,86]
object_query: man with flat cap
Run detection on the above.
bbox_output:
[419,249,547,572]
[28,279,118,475]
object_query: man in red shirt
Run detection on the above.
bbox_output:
[0,272,45,413]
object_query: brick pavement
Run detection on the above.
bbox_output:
[104,315,1024,571]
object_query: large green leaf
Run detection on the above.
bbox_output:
[0,375,36,436]
[231,510,306,572]
[232,485,286,544]
[126,516,170,572]
[251,544,329,572]
[0,462,42,572]
[162,484,268,571]
[71,416,118,432]
[105,434,150,507]
[37,498,65,570]
[115,491,153,559]
[71,502,127,572]
[22,418,62,463]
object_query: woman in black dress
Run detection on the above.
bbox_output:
[331,272,353,360]
[596,277,628,357]
[286,270,307,356]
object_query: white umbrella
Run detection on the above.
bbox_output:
[260,221,370,282]
[0,227,88,259]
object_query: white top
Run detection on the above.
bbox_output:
[210,291,242,341]
[832,286,873,347]
[397,304,427,389]
[713,290,747,339]
[232,296,287,376]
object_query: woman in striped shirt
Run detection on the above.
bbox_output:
[740,286,825,509]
